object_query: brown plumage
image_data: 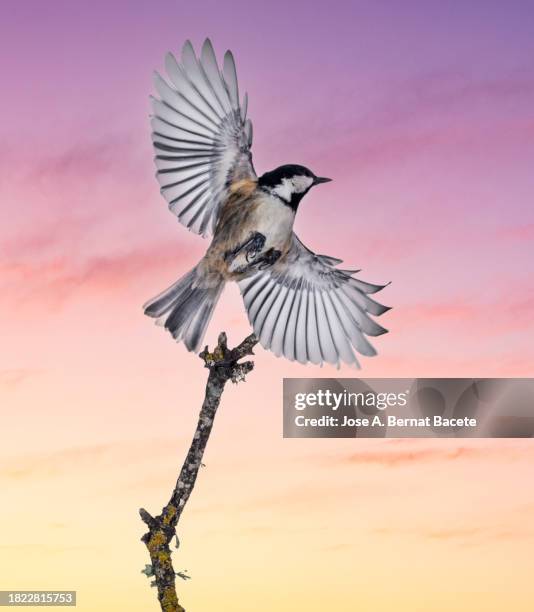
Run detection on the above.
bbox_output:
[201,179,292,281]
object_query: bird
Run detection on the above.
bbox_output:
[143,38,390,367]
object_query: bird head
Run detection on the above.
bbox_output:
[258,164,332,210]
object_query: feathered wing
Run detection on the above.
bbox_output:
[151,38,255,237]
[238,235,390,367]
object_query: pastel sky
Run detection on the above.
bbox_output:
[1,1,534,610]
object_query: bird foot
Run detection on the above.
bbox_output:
[257,248,281,270]
[225,232,266,264]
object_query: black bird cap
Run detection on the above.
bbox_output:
[258,164,331,188]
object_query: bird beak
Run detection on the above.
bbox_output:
[313,176,332,185]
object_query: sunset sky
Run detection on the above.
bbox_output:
[1,1,534,610]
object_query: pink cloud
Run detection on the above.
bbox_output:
[0,438,185,481]
[336,118,534,173]
[366,71,534,130]
[497,223,534,242]
[341,444,528,467]
[372,523,531,544]
[0,368,38,389]
[393,287,534,337]
[0,241,196,312]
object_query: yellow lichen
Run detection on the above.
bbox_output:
[212,347,224,361]
[163,505,177,525]
[203,351,215,364]
[161,586,181,612]
[157,551,172,567]
[148,530,166,553]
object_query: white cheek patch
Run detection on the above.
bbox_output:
[272,175,314,201]
[291,175,314,193]
[272,178,294,202]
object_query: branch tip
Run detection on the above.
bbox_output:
[217,331,228,349]
[139,507,156,528]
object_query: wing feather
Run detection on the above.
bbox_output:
[199,40,233,115]
[151,117,212,144]
[294,288,309,365]
[270,286,293,357]
[280,284,299,361]
[330,291,376,357]
[151,98,215,139]
[238,234,390,366]
[153,71,219,130]
[223,51,240,108]
[306,288,323,365]
[261,285,289,349]
[315,290,339,364]
[151,39,255,237]
[255,283,284,341]
[322,292,358,365]
[164,52,223,124]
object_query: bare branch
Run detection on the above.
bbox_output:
[140,333,259,612]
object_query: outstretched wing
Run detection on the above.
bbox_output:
[151,38,255,237]
[238,235,390,367]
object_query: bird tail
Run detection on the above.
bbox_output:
[143,263,224,353]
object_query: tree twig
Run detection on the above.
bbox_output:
[139,332,259,612]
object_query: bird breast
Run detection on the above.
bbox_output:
[203,187,295,280]
[251,191,295,251]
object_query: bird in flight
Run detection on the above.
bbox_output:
[144,39,390,367]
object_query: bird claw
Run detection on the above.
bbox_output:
[245,232,266,263]
[225,234,280,274]
[225,232,266,264]
[257,249,281,270]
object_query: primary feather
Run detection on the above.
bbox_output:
[238,235,390,367]
[151,38,256,237]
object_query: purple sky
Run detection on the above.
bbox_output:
[2,1,534,377]
[2,0,534,373]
